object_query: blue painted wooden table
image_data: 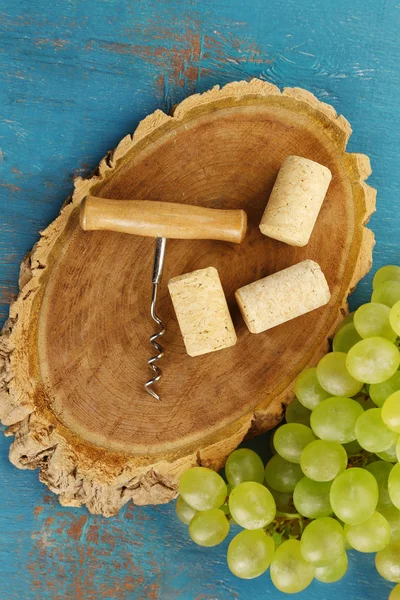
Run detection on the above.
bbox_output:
[1,0,399,598]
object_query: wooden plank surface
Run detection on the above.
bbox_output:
[0,0,399,597]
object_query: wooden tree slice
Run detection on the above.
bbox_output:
[0,79,376,516]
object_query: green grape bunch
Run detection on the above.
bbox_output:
[174,265,400,598]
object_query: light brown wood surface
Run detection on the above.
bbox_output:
[80,196,248,243]
[0,79,376,516]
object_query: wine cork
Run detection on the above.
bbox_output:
[260,156,332,247]
[168,267,237,357]
[235,260,331,334]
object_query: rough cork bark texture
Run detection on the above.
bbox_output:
[0,79,376,516]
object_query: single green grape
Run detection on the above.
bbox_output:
[228,481,276,529]
[300,517,345,567]
[378,444,398,463]
[355,407,397,452]
[264,454,303,493]
[372,281,400,308]
[381,506,400,541]
[332,322,362,353]
[373,266,400,290]
[330,467,378,525]
[317,352,364,396]
[346,337,400,384]
[189,509,230,547]
[383,391,400,434]
[397,437,400,463]
[389,584,400,600]
[293,478,333,519]
[179,467,227,511]
[390,301,400,336]
[294,368,331,410]
[344,511,391,552]
[376,542,400,582]
[270,539,315,594]
[365,461,394,511]
[285,398,311,426]
[389,463,400,510]
[354,302,397,341]
[300,439,347,482]
[370,371,400,407]
[273,423,316,464]
[175,496,197,524]
[225,448,264,487]
[315,551,348,584]
[343,439,363,455]
[227,529,275,579]
[310,396,363,444]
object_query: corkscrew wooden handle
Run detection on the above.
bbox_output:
[80,196,247,244]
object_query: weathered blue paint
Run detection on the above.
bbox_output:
[0,0,399,597]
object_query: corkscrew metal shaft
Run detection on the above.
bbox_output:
[144,237,167,401]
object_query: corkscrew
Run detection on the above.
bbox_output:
[80,196,247,401]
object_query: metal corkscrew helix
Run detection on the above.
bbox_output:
[144,237,167,400]
[79,195,247,402]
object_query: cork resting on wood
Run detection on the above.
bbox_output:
[259,156,332,247]
[168,267,237,357]
[235,260,331,334]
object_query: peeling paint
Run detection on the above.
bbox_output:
[0,183,21,193]
[34,38,70,50]
[97,27,203,108]
[33,505,44,517]
[28,504,163,600]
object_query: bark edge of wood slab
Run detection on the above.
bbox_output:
[0,79,376,517]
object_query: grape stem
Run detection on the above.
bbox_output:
[353,384,369,398]
[347,450,373,469]
[265,511,310,546]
